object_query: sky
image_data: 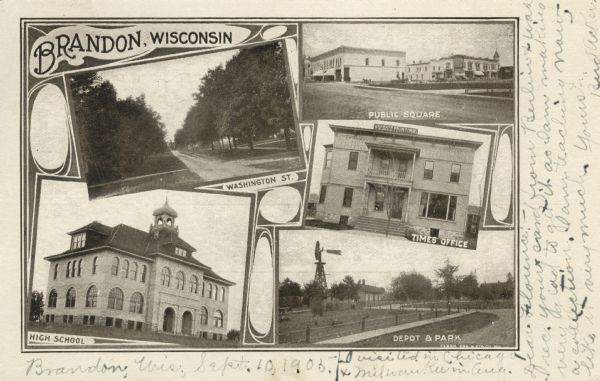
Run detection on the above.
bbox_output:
[309,120,493,208]
[279,228,514,289]
[32,180,251,331]
[99,49,238,141]
[303,23,515,67]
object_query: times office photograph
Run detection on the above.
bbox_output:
[70,41,300,199]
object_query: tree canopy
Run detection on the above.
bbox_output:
[390,271,432,301]
[174,43,295,150]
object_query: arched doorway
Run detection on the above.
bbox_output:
[181,311,193,335]
[163,307,175,333]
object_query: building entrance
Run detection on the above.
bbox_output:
[163,307,175,333]
[390,190,404,219]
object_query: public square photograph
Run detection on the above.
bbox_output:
[277,228,516,348]
[26,182,251,349]
[302,22,515,123]
[69,41,301,199]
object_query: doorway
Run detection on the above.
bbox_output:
[162,307,175,333]
[390,190,403,219]
[181,311,193,335]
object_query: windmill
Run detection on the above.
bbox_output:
[314,240,341,290]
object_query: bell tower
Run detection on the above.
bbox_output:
[151,198,179,233]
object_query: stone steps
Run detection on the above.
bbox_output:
[354,216,407,237]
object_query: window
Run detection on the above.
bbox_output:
[476,62,480,70]
[220,287,225,302]
[92,257,98,274]
[467,62,473,70]
[379,159,390,175]
[115,318,123,328]
[342,188,354,208]
[129,292,144,313]
[190,275,199,294]
[89,315,95,325]
[348,152,359,170]
[419,192,458,221]
[141,265,147,283]
[111,257,119,276]
[161,267,171,286]
[108,288,124,310]
[430,228,440,238]
[121,259,129,278]
[213,310,224,327]
[324,150,332,168]
[381,59,385,66]
[65,288,76,308]
[77,259,82,277]
[396,59,400,67]
[83,315,89,325]
[202,281,206,297]
[445,62,451,69]
[53,264,58,280]
[175,247,187,256]
[66,261,71,278]
[85,286,98,307]
[68,315,73,324]
[71,233,86,249]
[424,161,434,180]
[136,322,143,330]
[176,271,185,290]
[450,164,461,183]
[319,185,327,204]
[48,289,57,308]
[105,317,113,327]
[208,284,213,299]
[131,262,138,281]
[127,320,135,329]
[365,57,369,65]
[71,260,76,278]
[200,307,208,325]
[374,191,385,211]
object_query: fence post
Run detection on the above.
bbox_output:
[390,304,392,310]
[447,304,451,315]
[418,312,422,320]
[395,315,399,324]
[435,307,438,318]
[361,317,366,332]
[306,325,310,343]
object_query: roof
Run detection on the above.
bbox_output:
[365,141,421,155]
[310,45,406,62]
[45,220,234,286]
[437,54,499,62]
[153,199,178,217]
[330,124,483,149]
[358,284,386,294]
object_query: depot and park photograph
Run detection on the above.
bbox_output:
[302,22,515,123]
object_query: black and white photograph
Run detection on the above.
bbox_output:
[302,22,515,123]
[70,40,301,199]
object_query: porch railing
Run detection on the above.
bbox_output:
[367,168,411,181]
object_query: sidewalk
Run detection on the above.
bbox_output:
[354,84,514,101]
[315,310,476,344]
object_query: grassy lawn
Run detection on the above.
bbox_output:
[188,147,299,162]
[356,311,513,348]
[88,169,203,199]
[27,323,239,348]
[251,157,302,171]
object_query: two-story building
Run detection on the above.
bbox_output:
[315,123,482,240]
[43,200,234,341]
[307,45,406,82]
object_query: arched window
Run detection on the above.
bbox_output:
[48,289,57,308]
[92,257,98,274]
[66,261,71,278]
[86,285,98,307]
[107,288,124,310]
[208,283,213,299]
[160,267,171,286]
[71,260,76,277]
[190,275,199,294]
[129,292,144,313]
[176,271,185,290]
[111,257,120,276]
[53,264,58,280]
[213,310,223,327]
[220,287,225,302]
[202,282,206,297]
[65,287,76,308]
[211,284,217,299]
[141,265,147,283]
[167,218,172,226]
[131,262,138,281]
[200,307,208,325]
[77,259,82,277]
[121,259,129,278]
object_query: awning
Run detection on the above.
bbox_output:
[312,70,324,76]
[324,69,335,76]
[474,70,485,76]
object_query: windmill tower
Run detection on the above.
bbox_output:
[313,241,342,290]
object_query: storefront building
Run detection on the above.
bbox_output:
[306,45,406,82]
[408,51,500,81]
[315,124,482,240]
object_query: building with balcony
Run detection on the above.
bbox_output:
[42,200,234,340]
[408,51,500,81]
[315,124,482,239]
[306,45,406,82]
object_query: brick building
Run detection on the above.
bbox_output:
[43,200,234,340]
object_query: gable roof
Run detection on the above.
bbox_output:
[358,284,386,294]
[45,221,234,285]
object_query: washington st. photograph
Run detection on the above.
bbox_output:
[26,181,251,348]
[69,41,301,199]
[302,22,515,123]
[304,120,511,251]
[278,228,515,348]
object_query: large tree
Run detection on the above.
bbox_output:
[435,259,459,303]
[390,271,433,301]
[29,291,44,322]
[458,272,480,300]
[303,280,327,317]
